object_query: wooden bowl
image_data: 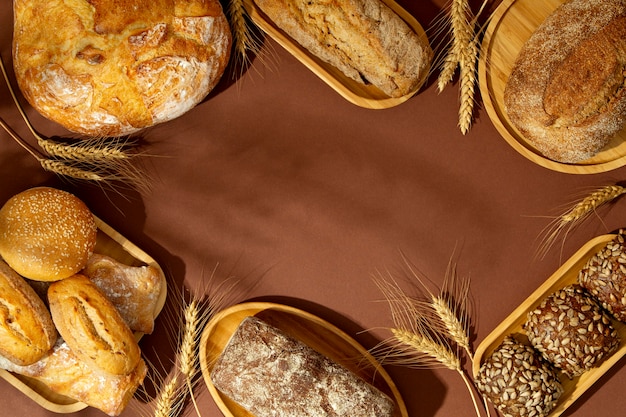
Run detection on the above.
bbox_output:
[478,0,626,174]
[200,301,408,417]
[243,0,430,109]
[473,233,626,416]
[0,215,168,413]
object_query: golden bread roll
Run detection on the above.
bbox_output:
[12,0,232,137]
[48,274,141,375]
[254,0,432,98]
[0,259,57,365]
[0,339,147,416]
[83,253,163,334]
[504,0,626,163]
[0,187,97,281]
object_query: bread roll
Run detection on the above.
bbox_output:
[0,339,147,416]
[83,253,163,334]
[504,0,626,163]
[0,260,57,366]
[211,316,395,417]
[48,274,141,375]
[13,0,231,137]
[525,285,620,379]
[579,231,626,322]
[476,336,563,417]
[255,0,432,98]
[0,187,97,281]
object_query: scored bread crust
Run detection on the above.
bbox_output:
[504,0,626,163]
[48,274,141,376]
[0,260,57,366]
[12,0,231,137]
[255,0,432,98]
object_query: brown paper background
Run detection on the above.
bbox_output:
[2,0,626,416]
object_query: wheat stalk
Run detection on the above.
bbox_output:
[536,184,626,260]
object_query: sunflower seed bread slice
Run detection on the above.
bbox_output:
[255,0,432,98]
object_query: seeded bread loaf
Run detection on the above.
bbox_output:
[211,316,396,417]
[476,336,563,417]
[578,232,626,322]
[525,285,620,379]
[504,0,626,163]
[254,0,432,98]
[13,0,231,137]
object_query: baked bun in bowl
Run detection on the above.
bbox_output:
[0,187,97,281]
[525,285,620,379]
[0,259,57,366]
[12,0,232,137]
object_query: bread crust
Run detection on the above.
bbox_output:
[504,0,626,163]
[48,274,141,375]
[12,0,231,137]
[255,0,432,98]
[0,260,57,365]
[0,187,97,282]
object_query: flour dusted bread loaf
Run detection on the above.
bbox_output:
[255,0,432,98]
[0,260,57,366]
[83,253,163,334]
[504,0,626,163]
[48,274,141,375]
[0,339,147,416]
[211,316,396,417]
[0,187,97,281]
[13,0,231,137]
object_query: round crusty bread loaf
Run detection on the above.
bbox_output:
[0,187,97,281]
[0,259,57,365]
[12,0,231,137]
[504,0,626,163]
[48,274,141,375]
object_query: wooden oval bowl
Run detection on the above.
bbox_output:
[200,301,408,417]
[479,0,626,174]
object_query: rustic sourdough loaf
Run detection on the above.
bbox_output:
[211,316,396,417]
[504,0,626,163]
[255,0,432,98]
[12,0,231,137]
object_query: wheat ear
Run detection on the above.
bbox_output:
[178,299,202,417]
[536,184,626,259]
[152,375,182,417]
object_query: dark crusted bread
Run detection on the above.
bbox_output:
[476,336,563,417]
[524,285,620,379]
[578,231,626,322]
[254,0,432,98]
[211,316,395,417]
[504,0,626,163]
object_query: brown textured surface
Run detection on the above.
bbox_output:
[5,0,626,416]
[12,0,231,136]
[211,316,395,417]
[504,0,626,163]
[254,0,432,98]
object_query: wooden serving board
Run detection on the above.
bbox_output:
[478,0,626,174]
[200,302,408,417]
[0,215,167,414]
[473,234,626,416]
[243,0,430,109]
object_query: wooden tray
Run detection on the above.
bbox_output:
[243,0,430,109]
[473,233,626,416]
[0,215,167,413]
[478,0,626,174]
[200,301,408,417]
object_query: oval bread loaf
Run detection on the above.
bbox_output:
[12,0,232,137]
[0,187,97,281]
[254,0,432,98]
[504,0,626,163]
[48,274,141,375]
[0,259,57,366]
